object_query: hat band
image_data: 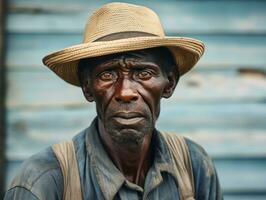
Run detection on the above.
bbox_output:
[94,31,158,42]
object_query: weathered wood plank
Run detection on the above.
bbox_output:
[6,33,266,70]
[158,102,266,131]
[7,0,266,34]
[6,103,266,160]
[5,159,266,195]
[214,159,266,192]
[6,71,266,108]
[225,196,266,200]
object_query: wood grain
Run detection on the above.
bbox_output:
[6,33,266,70]
[225,196,266,200]
[6,71,266,108]
[6,103,266,160]
[7,0,266,34]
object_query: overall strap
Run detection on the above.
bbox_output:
[52,141,83,200]
[161,132,195,200]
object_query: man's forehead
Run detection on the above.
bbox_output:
[87,48,163,68]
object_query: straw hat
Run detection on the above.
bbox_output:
[42,2,205,87]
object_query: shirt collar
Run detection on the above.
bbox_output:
[144,129,178,195]
[85,118,177,199]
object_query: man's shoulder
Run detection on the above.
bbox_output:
[184,137,210,160]
[184,137,216,171]
[10,128,88,188]
[160,132,215,173]
[8,147,63,198]
[159,131,210,160]
[184,137,223,199]
[10,147,61,188]
[6,128,88,199]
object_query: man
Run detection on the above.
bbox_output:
[5,2,223,200]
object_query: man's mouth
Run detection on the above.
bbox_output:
[112,112,144,125]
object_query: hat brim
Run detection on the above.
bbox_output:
[42,36,204,87]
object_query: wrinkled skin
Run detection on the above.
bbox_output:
[80,49,178,186]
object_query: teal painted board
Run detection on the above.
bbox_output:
[8,0,266,34]
[214,159,266,192]
[6,33,266,70]
[5,159,266,194]
[6,70,86,108]
[6,103,266,160]
[225,196,266,200]
[6,70,266,108]
[158,102,266,131]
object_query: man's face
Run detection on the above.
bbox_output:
[81,49,177,146]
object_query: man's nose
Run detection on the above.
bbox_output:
[115,78,138,103]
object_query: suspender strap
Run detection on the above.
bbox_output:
[161,132,195,200]
[52,141,83,200]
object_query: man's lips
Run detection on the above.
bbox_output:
[112,112,144,125]
[113,112,143,118]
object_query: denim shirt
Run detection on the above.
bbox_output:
[5,118,223,200]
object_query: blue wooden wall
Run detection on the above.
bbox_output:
[5,0,266,199]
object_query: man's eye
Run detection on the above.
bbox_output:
[98,71,116,81]
[136,70,152,80]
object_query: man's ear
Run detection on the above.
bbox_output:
[162,69,179,99]
[81,80,94,102]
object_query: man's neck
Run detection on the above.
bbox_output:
[97,120,153,187]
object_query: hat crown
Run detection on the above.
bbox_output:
[83,2,165,43]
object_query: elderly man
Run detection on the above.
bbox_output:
[5,2,223,200]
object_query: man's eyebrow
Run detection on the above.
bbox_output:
[94,59,121,70]
[126,60,160,69]
[93,59,160,71]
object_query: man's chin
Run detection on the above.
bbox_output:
[110,128,146,148]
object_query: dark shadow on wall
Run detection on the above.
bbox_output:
[0,0,7,198]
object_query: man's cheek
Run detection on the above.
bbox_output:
[94,96,106,119]
[147,92,163,121]
[138,93,156,121]
[99,94,115,118]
